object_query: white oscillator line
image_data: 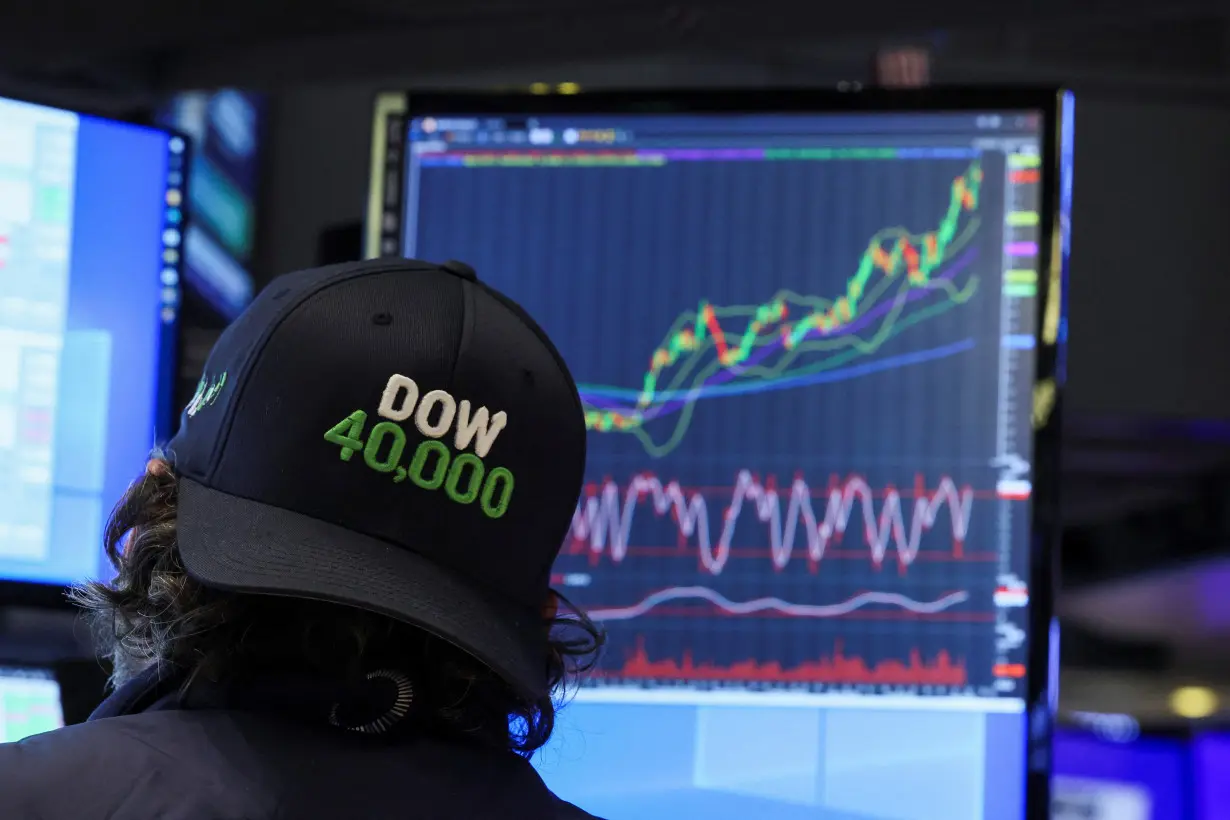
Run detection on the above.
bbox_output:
[589,586,970,622]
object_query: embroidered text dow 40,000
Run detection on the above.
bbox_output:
[323,373,514,520]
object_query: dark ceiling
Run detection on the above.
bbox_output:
[1,0,1230,101]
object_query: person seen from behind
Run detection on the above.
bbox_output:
[0,258,606,820]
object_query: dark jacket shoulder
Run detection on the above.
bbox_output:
[0,709,603,820]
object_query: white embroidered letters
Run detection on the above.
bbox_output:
[377,374,419,422]
[415,390,457,438]
[326,374,515,519]
[453,401,508,459]
[376,373,507,456]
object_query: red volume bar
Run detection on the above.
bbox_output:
[616,637,967,686]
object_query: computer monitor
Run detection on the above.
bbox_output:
[1192,732,1230,820]
[156,90,261,320]
[370,88,1072,820]
[1053,728,1190,819]
[0,666,63,741]
[0,96,183,594]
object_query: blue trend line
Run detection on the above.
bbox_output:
[579,338,976,404]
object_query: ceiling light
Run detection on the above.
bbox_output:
[1170,686,1219,719]
[556,83,581,95]
[528,83,551,95]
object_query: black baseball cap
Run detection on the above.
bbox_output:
[166,258,586,700]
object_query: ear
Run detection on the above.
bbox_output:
[146,458,171,477]
[541,591,559,622]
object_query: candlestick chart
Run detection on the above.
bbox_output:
[412,149,1016,699]
[576,161,984,458]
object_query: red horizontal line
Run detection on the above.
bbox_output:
[562,546,998,561]
[584,484,1010,501]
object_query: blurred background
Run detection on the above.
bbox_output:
[0,0,1229,817]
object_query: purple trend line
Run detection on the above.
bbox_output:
[581,246,979,414]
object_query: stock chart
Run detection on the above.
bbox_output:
[410,124,1037,701]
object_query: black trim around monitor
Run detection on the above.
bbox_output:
[158,126,191,445]
[372,87,1072,819]
[0,578,72,609]
[1029,88,1073,818]
[0,96,189,614]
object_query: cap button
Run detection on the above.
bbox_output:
[440,260,478,281]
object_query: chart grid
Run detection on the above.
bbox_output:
[405,114,1041,704]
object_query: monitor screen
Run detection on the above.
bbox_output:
[0,666,63,741]
[156,90,260,320]
[1053,729,1189,820]
[385,91,1070,820]
[0,97,182,587]
[1192,732,1230,820]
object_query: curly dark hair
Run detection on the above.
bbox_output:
[70,456,604,755]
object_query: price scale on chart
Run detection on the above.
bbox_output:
[985,147,1047,696]
[537,155,1038,700]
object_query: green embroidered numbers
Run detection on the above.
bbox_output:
[481,468,514,518]
[323,409,515,519]
[323,411,367,461]
[324,374,516,519]
[364,421,406,473]
[408,439,449,489]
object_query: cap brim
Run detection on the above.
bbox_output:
[175,477,550,701]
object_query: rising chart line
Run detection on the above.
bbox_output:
[582,337,974,404]
[577,161,984,457]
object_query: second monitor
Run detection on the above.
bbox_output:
[0,96,183,592]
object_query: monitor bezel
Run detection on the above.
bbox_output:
[372,87,1071,820]
[0,97,189,610]
[0,661,59,678]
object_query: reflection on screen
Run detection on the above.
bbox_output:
[1053,729,1189,819]
[0,667,63,742]
[1053,777,1151,820]
[0,97,179,585]
[402,107,1047,819]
